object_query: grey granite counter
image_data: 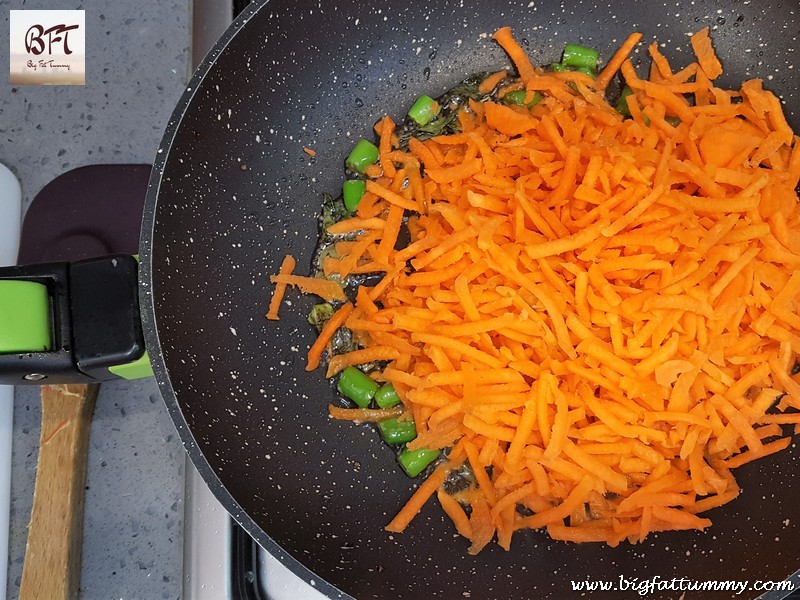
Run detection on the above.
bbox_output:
[0,1,190,598]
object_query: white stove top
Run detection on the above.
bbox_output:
[182,459,328,600]
[0,163,21,600]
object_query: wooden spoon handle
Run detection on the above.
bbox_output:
[20,383,99,600]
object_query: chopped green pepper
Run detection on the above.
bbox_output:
[337,366,380,408]
[562,43,599,69]
[346,139,379,173]
[378,417,417,444]
[503,90,542,108]
[575,66,597,79]
[342,179,366,211]
[550,62,567,72]
[616,85,633,117]
[665,116,682,127]
[375,383,401,408]
[407,95,441,126]
[398,448,441,477]
[307,303,334,328]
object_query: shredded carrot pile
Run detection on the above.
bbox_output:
[274,26,800,552]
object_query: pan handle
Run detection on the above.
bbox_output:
[0,254,152,385]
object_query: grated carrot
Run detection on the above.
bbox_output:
[690,27,723,80]
[376,116,397,179]
[325,346,401,378]
[437,489,473,538]
[478,70,508,94]
[385,464,449,533]
[491,27,535,85]
[266,254,296,320]
[306,303,353,371]
[269,273,346,302]
[328,405,403,422]
[595,32,643,90]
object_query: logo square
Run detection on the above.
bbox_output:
[9,10,85,85]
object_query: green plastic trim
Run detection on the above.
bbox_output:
[108,350,153,380]
[107,253,152,380]
[0,280,52,354]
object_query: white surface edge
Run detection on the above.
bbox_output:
[0,162,22,600]
[182,455,232,600]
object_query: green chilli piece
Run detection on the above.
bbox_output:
[562,43,599,69]
[342,179,367,211]
[550,62,567,72]
[407,95,441,126]
[398,448,441,477]
[345,139,379,173]
[377,417,417,444]
[375,382,401,408]
[575,66,597,79]
[308,303,334,328]
[337,366,380,408]
[503,90,542,108]
[616,85,633,117]
[0,280,52,354]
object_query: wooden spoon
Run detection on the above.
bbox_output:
[19,383,99,600]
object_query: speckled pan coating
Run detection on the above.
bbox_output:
[140,1,800,598]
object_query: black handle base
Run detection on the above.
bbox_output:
[0,255,145,385]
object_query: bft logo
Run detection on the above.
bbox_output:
[25,23,80,56]
[10,10,85,85]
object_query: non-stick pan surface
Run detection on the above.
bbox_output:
[140,1,800,598]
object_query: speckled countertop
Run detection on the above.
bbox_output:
[0,1,190,598]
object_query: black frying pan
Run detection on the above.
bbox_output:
[140,1,800,598]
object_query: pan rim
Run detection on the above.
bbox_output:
[138,0,349,597]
